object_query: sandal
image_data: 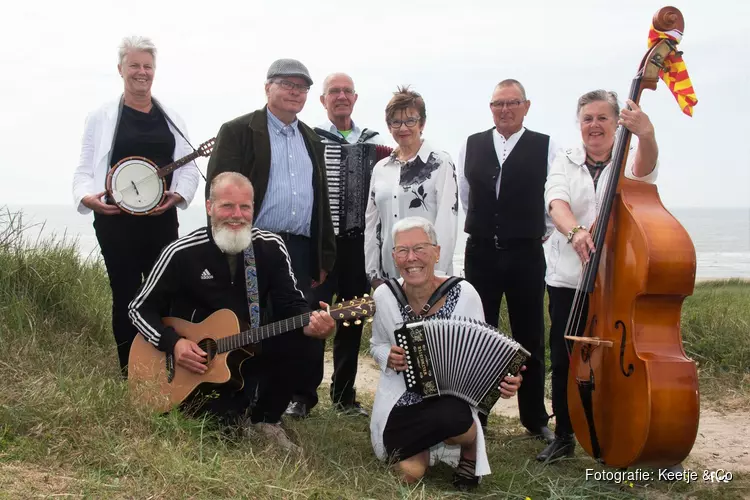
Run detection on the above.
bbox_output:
[452,456,479,490]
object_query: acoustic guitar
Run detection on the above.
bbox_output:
[128,297,375,412]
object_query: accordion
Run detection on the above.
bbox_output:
[323,142,392,236]
[394,317,530,415]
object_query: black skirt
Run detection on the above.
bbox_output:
[382,394,474,462]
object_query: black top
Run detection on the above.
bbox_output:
[128,226,311,354]
[111,104,175,186]
[463,128,550,240]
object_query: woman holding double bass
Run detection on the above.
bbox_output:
[72,36,200,377]
[540,6,699,468]
[540,90,659,461]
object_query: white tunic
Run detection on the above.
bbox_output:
[364,140,459,282]
[369,279,492,477]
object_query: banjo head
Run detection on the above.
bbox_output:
[108,158,164,214]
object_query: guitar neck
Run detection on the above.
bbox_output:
[215,312,312,353]
[156,150,201,178]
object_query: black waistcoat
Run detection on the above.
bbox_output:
[463,128,549,240]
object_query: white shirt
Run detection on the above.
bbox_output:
[316,118,388,145]
[364,140,459,281]
[456,127,559,237]
[543,143,659,289]
[369,279,491,477]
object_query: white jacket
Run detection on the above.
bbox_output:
[72,97,200,214]
[369,279,491,477]
[543,144,659,289]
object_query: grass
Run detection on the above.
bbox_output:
[0,207,748,498]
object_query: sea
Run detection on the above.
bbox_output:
[4,204,750,280]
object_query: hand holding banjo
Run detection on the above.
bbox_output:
[105,137,215,215]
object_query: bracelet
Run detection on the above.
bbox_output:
[566,225,586,243]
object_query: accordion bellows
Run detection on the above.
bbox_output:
[395,317,530,415]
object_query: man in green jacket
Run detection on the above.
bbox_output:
[205,59,336,418]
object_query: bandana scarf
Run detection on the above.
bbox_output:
[647,24,698,116]
[243,245,260,329]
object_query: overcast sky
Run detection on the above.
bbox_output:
[2,0,747,210]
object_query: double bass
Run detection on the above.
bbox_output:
[565,6,700,468]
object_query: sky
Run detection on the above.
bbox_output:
[1,0,748,210]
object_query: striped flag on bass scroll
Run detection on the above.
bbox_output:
[647,24,698,117]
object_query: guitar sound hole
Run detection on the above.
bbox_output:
[197,339,218,363]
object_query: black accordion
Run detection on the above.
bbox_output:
[394,317,530,415]
[323,143,392,236]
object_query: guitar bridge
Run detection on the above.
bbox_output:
[166,353,175,383]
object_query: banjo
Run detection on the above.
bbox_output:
[106,137,215,215]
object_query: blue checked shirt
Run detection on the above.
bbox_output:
[254,110,314,237]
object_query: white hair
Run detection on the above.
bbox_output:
[118,36,157,66]
[209,172,253,202]
[392,217,438,245]
[321,72,354,95]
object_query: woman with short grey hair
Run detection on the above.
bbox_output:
[539,89,659,462]
[369,216,523,490]
[72,35,199,376]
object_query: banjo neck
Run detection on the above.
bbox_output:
[155,149,204,179]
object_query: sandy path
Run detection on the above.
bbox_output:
[324,354,750,474]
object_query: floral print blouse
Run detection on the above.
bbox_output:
[364,139,459,282]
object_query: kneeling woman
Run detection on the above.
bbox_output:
[369,216,523,489]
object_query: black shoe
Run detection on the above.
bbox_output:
[452,457,479,491]
[284,401,309,419]
[528,425,555,444]
[536,435,575,462]
[335,401,369,417]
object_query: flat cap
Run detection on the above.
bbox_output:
[266,58,313,86]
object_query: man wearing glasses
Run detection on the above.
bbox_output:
[283,73,388,419]
[456,79,557,444]
[205,58,336,421]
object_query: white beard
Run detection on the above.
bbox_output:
[212,223,252,254]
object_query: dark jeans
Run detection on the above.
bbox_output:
[547,285,589,437]
[94,209,178,377]
[464,236,549,431]
[295,234,369,407]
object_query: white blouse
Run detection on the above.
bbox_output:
[364,140,459,282]
[369,279,491,477]
[543,143,659,289]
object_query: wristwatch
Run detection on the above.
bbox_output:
[566,225,586,243]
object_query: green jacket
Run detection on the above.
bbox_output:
[205,106,336,279]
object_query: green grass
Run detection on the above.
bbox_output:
[0,207,748,498]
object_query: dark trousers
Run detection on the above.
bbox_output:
[464,236,549,431]
[94,209,178,377]
[547,285,588,437]
[273,234,324,411]
[186,327,306,425]
[294,234,368,407]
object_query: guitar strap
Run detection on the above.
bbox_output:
[384,276,464,320]
[152,97,207,182]
[243,244,260,329]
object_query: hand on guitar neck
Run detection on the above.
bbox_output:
[173,301,336,374]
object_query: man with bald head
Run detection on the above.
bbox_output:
[284,73,387,419]
[457,79,558,443]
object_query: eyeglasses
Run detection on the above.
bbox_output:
[393,243,436,259]
[389,117,420,129]
[275,79,311,93]
[326,87,355,96]
[490,99,526,110]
